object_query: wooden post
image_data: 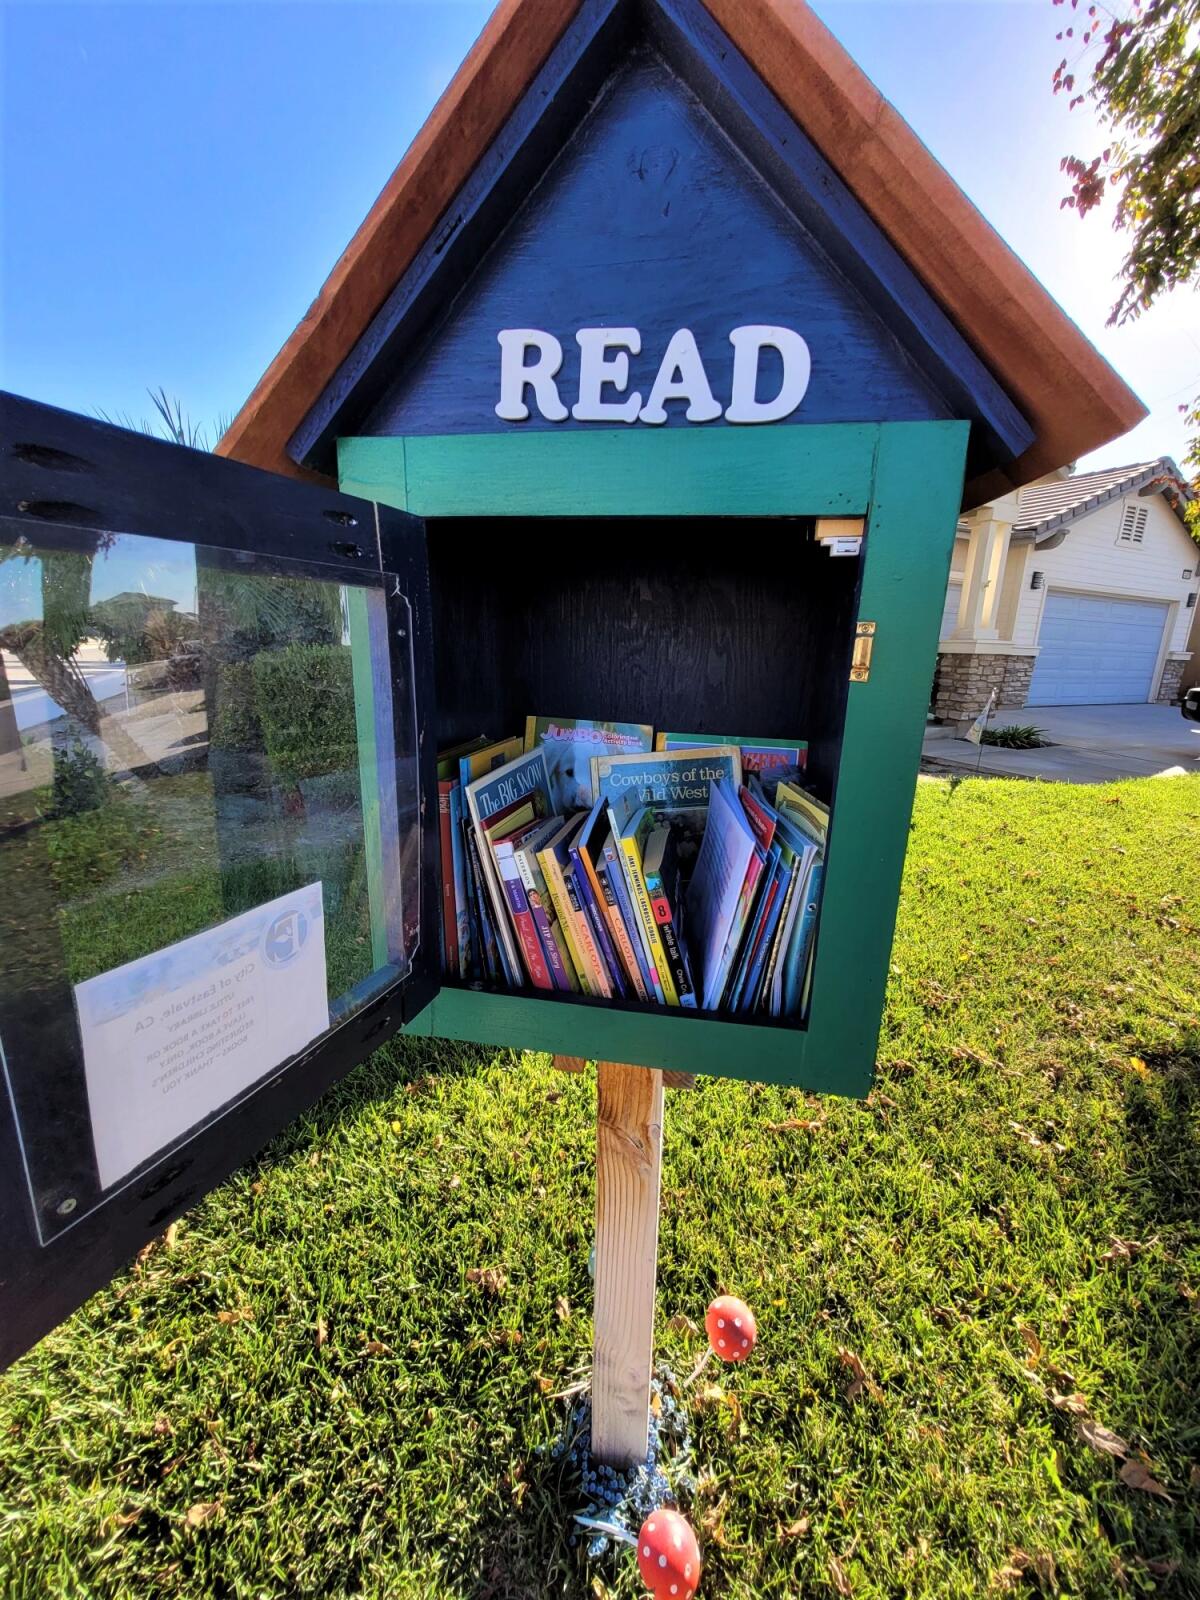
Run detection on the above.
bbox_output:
[592,1060,664,1469]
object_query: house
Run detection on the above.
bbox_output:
[933,458,1196,721]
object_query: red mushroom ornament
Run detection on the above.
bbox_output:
[705,1295,757,1363]
[637,1508,702,1599]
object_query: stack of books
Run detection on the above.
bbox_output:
[436,719,825,1019]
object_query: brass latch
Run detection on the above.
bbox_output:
[850,621,876,682]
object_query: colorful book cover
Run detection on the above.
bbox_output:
[601,828,661,1003]
[773,779,829,844]
[525,716,654,811]
[563,850,614,1000]
[570,799,630,1000]
[466,826,506,985]
[684,776,759,1011]
[465,748,553,983]
[656,731,807,772]
[610,792,679,1006]
[591,746,742,877]
[459,734,525,794]
[641,826,697,1008]
[764,835,820,1016]
[493,817,555,991]
[537,816,594,996]
[594,835,650,1002]
[514,817,578,994]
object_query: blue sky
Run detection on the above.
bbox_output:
[2,0,1197,473]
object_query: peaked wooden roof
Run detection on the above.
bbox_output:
[217,0,1145,509]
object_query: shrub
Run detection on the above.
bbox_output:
[48,739,112,818]
[980,723,1052,749]
[209,661,263,752]
[252,644,358,786]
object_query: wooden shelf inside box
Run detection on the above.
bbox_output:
[426,515,862,1027]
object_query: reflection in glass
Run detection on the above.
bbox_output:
[0,529,415,1230]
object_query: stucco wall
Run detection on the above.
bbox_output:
[1011,492,1196,653]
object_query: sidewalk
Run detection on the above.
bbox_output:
[922,704,1200,783]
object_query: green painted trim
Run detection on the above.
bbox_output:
[798,420,969,1093]
[340,420,969,1095]
[347,585,389,970]
[337,425,879,518]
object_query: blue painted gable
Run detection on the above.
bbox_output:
[290,0,1032,475]
[362,50,946,440]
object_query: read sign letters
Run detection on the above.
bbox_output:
[495,325,812,426]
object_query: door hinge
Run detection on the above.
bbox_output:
[850,621,876,682]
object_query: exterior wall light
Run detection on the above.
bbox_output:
[1030,571,1045,590]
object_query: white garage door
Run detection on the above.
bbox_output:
[1028,591,1168,706]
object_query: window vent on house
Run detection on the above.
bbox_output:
[1118,504,1148,545]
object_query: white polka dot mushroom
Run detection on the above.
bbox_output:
[705,1294,757,1364]
[636,1508,701,1599]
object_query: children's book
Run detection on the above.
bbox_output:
[448,781,472,978]
[601,827,661,1003]
[536,815,595,996]
[465,748,553,984]
[656,731,807,773]
[525,717,654,812]
[570,798,631,1000]
[684,776,760,1011]
[641,825,696,1008]
[593,833,650,1001]
[459,734,525,795]
[492,815,555,990]
[609,791,680,1006]
[591,746,742,878]
[514,817,578,993]
[435,737,489,977]
[780,857,825,1017]
[729,846,785,1012]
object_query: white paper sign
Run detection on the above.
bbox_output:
[76,883,330,1189]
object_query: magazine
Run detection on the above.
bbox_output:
[525,717,653,811]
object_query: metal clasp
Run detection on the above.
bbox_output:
[850,621,876,682]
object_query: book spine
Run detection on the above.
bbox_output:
[514,844,577,993]
[595,853,650,1002]
[448,783,471,980]
[438,781,458,976]
[763,861,804,1017]
[538,845,592,997]
[611,838,668,998]
[619,835,679,1006]
[781,860,824,1017]
[571,848,629,1000]
[563,856,613,999]
[731,865,780,1012]
[643,867,696,1008]
[495,845,554,991]
[466,828,502,984]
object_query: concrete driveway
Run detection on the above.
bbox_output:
[923,704,1200,783]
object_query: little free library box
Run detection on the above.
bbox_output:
[0,0,1142,1374]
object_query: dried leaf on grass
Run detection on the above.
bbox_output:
[1099,1236,1155,1265]
[1118,1458,1171,1500]
[838,1347,882,1402]
[779,1515,810,1539]
[767,1117,826,1133]
[828,1553,853,1596]
[466,1267,508,1297]
[1049,1391,1089,1416]
[554,1295,571,1324]
[363,1339,389,1356]
[184,1501,222,1529]
[1075,1417,1129,1459]
[216,1307,254,1326]
[315,1317,328,1350]
[992,1549,1057,1591]
[668,1313,700,1337]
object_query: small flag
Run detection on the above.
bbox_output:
[965,687,998,745]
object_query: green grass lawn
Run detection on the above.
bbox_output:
[1,774,1198,1599]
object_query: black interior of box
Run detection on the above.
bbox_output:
[427,516,864,802]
